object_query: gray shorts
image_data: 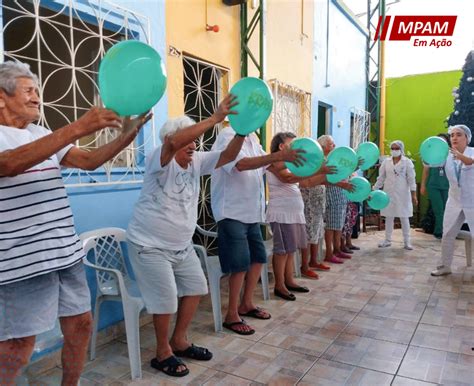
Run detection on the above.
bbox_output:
[0,262,91,341]
[127,241,208,314]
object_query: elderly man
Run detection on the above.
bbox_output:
[210,125,304,335]
[126,95,244,377]
[0,61,150,385]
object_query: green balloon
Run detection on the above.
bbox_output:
[420,136,449,166]
[356,142,380,171]
[343,176,371,202]
[228,77,273,135]
[368,190,390,210]
[285,137,324,177]
[99,40,167,116]
[326,146,358,184]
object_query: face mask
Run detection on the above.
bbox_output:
[391,150,401,157]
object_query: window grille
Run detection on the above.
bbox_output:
[1,0,155,186]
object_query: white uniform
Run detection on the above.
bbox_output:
[374,156,417,217]
[374,156,416,246]
[440,147,474,267]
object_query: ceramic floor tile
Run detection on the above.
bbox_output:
[322,333,407,374]
[411,323,474,355]
[398,346,474,385]
[298,358,393,386]
[345,314,418,344]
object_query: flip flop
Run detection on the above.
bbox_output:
[238,306,271,320]
[223,319,255,335]
[173,344,213,361]
[150,356,189,377]
[274,288,296,301]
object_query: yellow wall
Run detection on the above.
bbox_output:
[165,0,241,117]
[247,0,314,92]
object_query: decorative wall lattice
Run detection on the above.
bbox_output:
[350,107,371,149]
[1,0,155,186]
[268,79,312,138]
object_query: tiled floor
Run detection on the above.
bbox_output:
[29,230,474,385]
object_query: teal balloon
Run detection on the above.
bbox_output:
[368,190,390,210]
[343,176,371,202]
[420,136,449,165]
[99,40,167,116]
[326,146,358,184]
[285,138,324,177]
[357,142,380,171]
[229,77,273,135]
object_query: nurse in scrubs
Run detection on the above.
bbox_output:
[374,140,418,250]
[431,124,474,276]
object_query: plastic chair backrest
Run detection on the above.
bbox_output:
[80,228,128,294]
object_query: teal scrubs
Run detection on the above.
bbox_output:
[427,166,449,238]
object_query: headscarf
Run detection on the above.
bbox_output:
[390,140,405,155]
[448,124,472,144]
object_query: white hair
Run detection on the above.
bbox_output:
[448,124,472,144]
[317,134,334,147]
[0,61,39,95]
[159,116,195,142]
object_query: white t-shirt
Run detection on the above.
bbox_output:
[0,124,81,285]
[266,171,305,224]
[211,127,267,223]
[127,146,220,250]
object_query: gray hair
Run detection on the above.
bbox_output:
[317,134,334,147]
[159,115,195,142]
[0,61,39,95]
[390,140,405,155]
[448,124,472,144]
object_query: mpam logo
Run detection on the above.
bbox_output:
[374,16,457,48]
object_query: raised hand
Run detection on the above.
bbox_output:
[76,107,122,135]
[122,111,153,137]
[279,147,306,167]
[319,162,337,175]
[212,94,238,123]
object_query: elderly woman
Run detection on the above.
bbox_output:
[431,125,474,276]
[374,140,417,250]
[266,132,331,297]
[319,135,354,264]
[0,61,150,385]
[126,95,242,377]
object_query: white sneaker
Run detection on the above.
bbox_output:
[404,244,414,250]
[378,240,391,248]
[431,265,452,276]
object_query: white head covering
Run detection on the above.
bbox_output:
[390,140,405,155]
[448,124,472,144]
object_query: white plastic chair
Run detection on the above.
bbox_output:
[80,228,145,380]
[293,237,325,277]
[457,230,472,267]
[195,224,270,332]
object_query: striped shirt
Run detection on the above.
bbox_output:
[0,124,84,285]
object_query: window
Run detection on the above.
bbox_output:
[350,107,370,149]
[268,79,311,138]
[1,0,154,185]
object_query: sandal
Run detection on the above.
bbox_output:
[274,288,296,301]
[239,306,271,320]
[348,245,360,250]
[310,262,331,271]
[150,356,189,377]
[174,344,213,361]
[223,319,255,335]
[301,269,319,279]
[286,284,310,293]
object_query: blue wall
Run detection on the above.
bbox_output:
[66,0,167,332]
[312,0,367,146]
